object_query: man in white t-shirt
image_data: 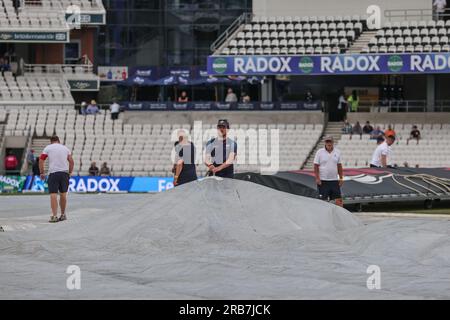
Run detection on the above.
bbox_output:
[434,0,447,19]
[39,135,74,223]
[110,101,121,120]
[370,135,395,168]
[313,136,344,207]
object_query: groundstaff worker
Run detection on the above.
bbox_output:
[173,130,197,186]
[205,119,237,178]
[370,135,395,168]
[313,136,344,207]
[39,135,74,223]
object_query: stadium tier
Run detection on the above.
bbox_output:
[364,20,450,53]
[0,107,323,176]
[0,0,68,31]
[337,123,450,168]
[0,71,74,104]
[218,15,367,56]
[214,14,450,56]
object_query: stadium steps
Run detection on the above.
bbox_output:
[347,30,378,53]
[302,122,344,170]
[31,138,50,172]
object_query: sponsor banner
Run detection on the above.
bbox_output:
[122,101,322,111]
[0,176,27,193]
[207,53,450,76]
[68,80,99,91]
[22,176,174,193]
[65,13,105,25]
[98,66,129,82]
[236,167,450,201]
[0,31,68,43]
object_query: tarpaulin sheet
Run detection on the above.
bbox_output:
[235,168,450,200]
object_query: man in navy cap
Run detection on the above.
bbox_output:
[205,119,237,178]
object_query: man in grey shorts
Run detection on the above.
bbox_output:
[39,135,74,223]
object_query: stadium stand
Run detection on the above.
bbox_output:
[0,0,69,31]
[217,15,368,55]
[0,71,74,105]
[213,13,450,56]
[0,106,323,176]
[363,20,450,53]
[337,123,450,168]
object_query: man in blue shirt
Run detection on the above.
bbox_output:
[205,119,237,178]
[370,126,385,140]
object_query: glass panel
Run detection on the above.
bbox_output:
[98,0,251,67]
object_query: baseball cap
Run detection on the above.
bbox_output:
[217,119,230,128]
[324,136,334,142]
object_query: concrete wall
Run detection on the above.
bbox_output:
[123,111,325,125]
[253,0,432,22]
[4,136,27,149]
[347,112,450,124]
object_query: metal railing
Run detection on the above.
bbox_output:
[357,100,450,112]
[21,0,104,11]
[19,126,34,176]
[210,12,253,53]
[384,8,450,21]
[434,100,450,112]
[20,0,62,10]
[24,61,94,75]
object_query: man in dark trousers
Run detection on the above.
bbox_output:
[205,119,237,178]
[313,136,344,207]
[39,135,74,223]
[173,130,197,186]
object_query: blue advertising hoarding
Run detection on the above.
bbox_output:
[123,101,322,111]
[207,53,450,76]
[21,176,174,193]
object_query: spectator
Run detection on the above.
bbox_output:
[110,101,120,120]
[100,162,111,176]
[225,88,238,103]
[347,90,359,112]
[241,92,251,103]
[351,121,363,139]
[27,149,35,174]
[178,91,189,103]
[407,125,421,145]
[434,0,447,20]
[363,121,374,134]
[4,151,18,172]
[384,124,396,138]
[78,54,89,65]
[0,57,10,75]
[13,0,20,9]
[88,162,99,176]
[342,120,352,134]
[80,101,87,115]
[337,93,347,121]
[86,100,99,115]
[305,89,313,102]
[370,126,385,140]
